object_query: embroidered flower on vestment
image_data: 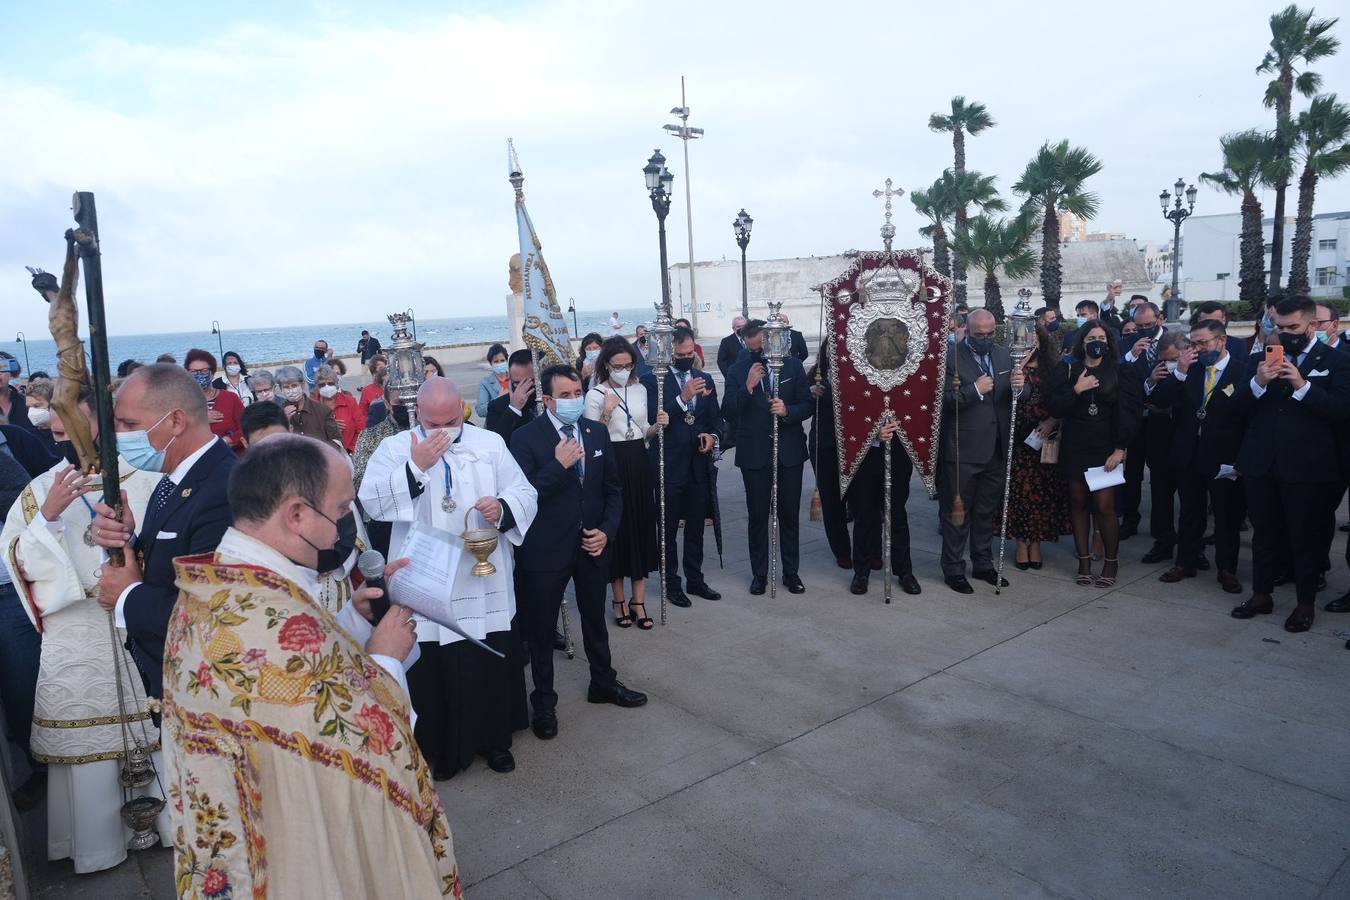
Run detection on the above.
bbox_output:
[277,613,325,653]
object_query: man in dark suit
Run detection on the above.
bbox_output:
[1230,295,1350,633]
[1133,324,1185,564]
[1191,301,1253,361]
[1116,302,1168,545]
[1152,320,1248,592]
[509,364,646,740]
[485,349,538,444]
[723,320,813,595]
[938,308,1024,593]
[649,327,722,607]
[779,314,809,363]
[716,317,748,378]
[92,364,235,698]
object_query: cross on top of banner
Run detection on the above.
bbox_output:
[871,178,904,252]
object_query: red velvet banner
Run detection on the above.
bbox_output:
[822,250,951,496]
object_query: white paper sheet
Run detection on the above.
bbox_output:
[1023,431,1045,451]
[1215,464,1239,481]
[1083,464,1127,492]
[389,521,504,657]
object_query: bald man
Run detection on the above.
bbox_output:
[359,376,538,779]
[90,363,237,698]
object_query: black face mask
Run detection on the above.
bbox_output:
[966,335,994,355]
[1084,340,1109,360]
[315,511,359,574]
[1279,331,1310,356]
[673,357,695,372]
[390,405,410,429]
[55,440,81,468]
[314,347,326,359]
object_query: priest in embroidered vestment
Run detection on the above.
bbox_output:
[358,377,537,779]
[163,434,460,898]
[1,388,171,872]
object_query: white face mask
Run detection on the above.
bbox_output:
[280,386,304,403]
[318,385,339,399]
[28,407,50,427]
[255,389,273,401]
[611,368,631,386]
[426,425,462,444]
[225,364,242,376]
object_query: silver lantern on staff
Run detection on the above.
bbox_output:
[645,306,676,625]
[993,287,1038,595]
[386,311,427,425]
[761,301,792,599]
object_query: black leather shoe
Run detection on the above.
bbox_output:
[971,569,1009,588]
[587,681,648,708]
[553,631,568,652]
[11,771,46,812]
[432,763,453,782]
[1284,605,1315,633]
[668,589,692,608]
[749,577,767,595]
[784,575,806,594]
[850,573,869,594]
[531,710,558,740]
[1324,591,1350,613]
[1141,545,1173,564]
[945,575,974,594]
[687,583,721,601]
[1231,594,1274,619]
[484,749,515,773]
[898,573,922,595]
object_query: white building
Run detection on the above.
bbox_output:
[1137,240,1173,283]
[1180,210,1350,302]
[668,239,1155,341]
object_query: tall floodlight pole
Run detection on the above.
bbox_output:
[733,209,753,319]
[664,77,704,321]
[1160,178,1197,322]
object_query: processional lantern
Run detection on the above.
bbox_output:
[1008,287,1037,361]
[761,300,792,599]
[762,302,792,366]
[386,311,426,422]
[992,286,1039,596]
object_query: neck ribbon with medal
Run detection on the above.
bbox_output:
[612,382,638,440]
[678,369,697,426]
[421,426,459,513]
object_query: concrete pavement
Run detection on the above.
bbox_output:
[27,452,1350,899]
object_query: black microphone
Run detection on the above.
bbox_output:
[357,550,391,624]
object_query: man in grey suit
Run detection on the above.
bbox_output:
[938,309,1025,593]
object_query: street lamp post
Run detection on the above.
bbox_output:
[644,149,675,314]
[14,333,30,375]
[210,320,224,360]
[1160,178,1197,322]
[733,209,753,319]
[664,77,704,321]
[567,297,578,335]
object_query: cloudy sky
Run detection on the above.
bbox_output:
[2,0,1347,337]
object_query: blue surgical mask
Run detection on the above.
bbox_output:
[1315,330,1329,344]
[585,349,600,362]
[552,397,584,424]
[492,361,509,376]
[1261,316,1275,336]
[1196,349,1221,368]
[116,410,176,473]
[1046,319,1061,333]
[1076,316,1088,328]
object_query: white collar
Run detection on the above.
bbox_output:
[215,527,321,600]
[167,436,219,486]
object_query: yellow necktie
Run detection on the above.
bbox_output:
[1203,365,1217,401]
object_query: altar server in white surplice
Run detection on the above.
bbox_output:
[0,388,171,873]
[358,376,537,779]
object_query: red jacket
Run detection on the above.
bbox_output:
[206,388,245,451]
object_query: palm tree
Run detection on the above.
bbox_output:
[911,181,955,279]
[929,97,996,308]
[1288,95,1350,294]
[950,213,1038,323]
[1257,4,1340,293]
[1200,129,1281,309]
[1012,141,1103,312]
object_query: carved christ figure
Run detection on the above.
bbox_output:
[27,232,98,472]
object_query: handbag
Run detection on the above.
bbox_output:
[1039,431,1061,464]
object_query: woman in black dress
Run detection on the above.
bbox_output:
[1004,325,1071,568]
[1044,322,1142,588]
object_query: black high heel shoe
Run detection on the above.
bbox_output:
[630,602,654,630]
[613,600,634,628]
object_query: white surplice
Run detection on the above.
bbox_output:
[0,458,171,872]
[357,422,537,645]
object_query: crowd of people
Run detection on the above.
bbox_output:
[0,287,1346,891]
